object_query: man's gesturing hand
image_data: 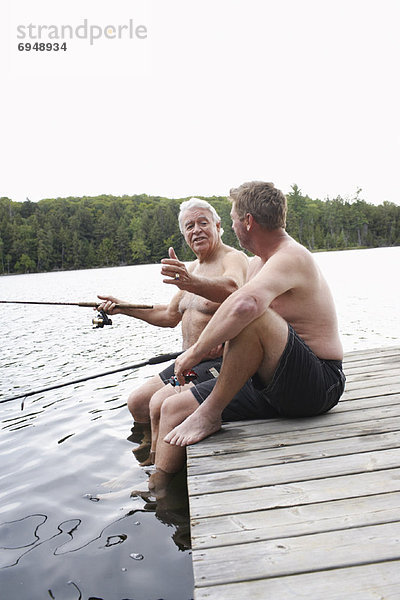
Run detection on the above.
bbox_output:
[161,247,191,288]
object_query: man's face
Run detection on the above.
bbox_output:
[182,208,220,254]
[230,203,248,249]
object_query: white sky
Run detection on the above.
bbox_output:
[1,0,399,205]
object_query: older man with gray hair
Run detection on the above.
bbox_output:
[98,197,248,464]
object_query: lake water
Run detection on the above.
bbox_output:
[0,246,399,599]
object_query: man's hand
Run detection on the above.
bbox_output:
[161,247,191,288]
[173,343,205,385]
[96,295,123,315]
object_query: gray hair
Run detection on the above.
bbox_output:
[178,198,223,236]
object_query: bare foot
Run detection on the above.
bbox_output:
[139,450,155,467]
[148,469,175,500]
[164,407,221,446]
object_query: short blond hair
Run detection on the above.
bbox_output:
[230,181,287,229]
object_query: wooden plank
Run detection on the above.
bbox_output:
[344,374,400,391]
[189,447,400,495]
[344,359,399,372]
[194,560,400,600]
[192,522,400,585]
[189,468,400,519]
[192,492,400,549]
[200,398,400,437]
[343,346,399,361]
[188,430,400,475]
[333,393,400,411]
[344,360,400,375]
[344,357,400,370]
[344,366,400,380]
[344,359,400,375]
[342,382,400,399]
[191,491,400,548]
[188,409,400,459]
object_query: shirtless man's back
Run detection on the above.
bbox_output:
[246,237,343,360]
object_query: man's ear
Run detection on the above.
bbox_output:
[246,213,254,231]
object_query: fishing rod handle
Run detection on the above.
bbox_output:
[83,302,154,309]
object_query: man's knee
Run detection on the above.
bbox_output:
[159,390,199,423]
[128,386,144,408]
[127,378,163,420]
[237,308,288,349]
[149,386,171,420]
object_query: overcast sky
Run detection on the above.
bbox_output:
[1,0,399,205]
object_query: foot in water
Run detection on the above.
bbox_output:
[130,469,175,500]
[128,422,152,464]
[139,450,155,467]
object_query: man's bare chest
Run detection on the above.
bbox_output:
[179,292,219,316]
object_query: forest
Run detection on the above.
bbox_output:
[0,186,399,274]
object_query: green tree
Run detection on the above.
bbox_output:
[15,253,36,273]
[1,191,399,275]
[98,238,118,266]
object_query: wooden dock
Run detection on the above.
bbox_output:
[186,346,400,599]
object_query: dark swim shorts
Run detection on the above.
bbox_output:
[190,325,346,422]
[159,357,223,386]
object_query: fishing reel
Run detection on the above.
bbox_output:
[168,370,198,387]
[92,309,113,328]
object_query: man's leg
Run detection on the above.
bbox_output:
[165,308,288,446]
[145,389,200,497]
[126,375,165,465]
[148,383,192,464]
[127,375,164,421]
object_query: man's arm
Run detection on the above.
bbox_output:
[161,247,248,303]
[173,249,306,379]
[97,292,183,328]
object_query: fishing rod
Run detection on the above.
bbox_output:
[1,351,183,410]
[0,301,153,308]
[0,300,153,328]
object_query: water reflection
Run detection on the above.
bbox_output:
[0,264,195,600]
[127,422,192,551]
[0,498,191,594]
[0,426,191,588]
[0,516,80,568]
[0,514,47,550]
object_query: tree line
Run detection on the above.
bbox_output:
[0,186,399,274]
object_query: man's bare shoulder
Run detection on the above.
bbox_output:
[187,258,199,273]
[221,244,249,263]
[268,238,315,269]
[247,239,317,292]
[248,255,263,279]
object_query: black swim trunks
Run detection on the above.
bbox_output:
[159,357,223,387]
[190,324,346,421]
